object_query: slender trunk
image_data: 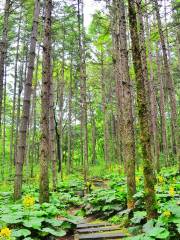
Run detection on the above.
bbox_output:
[1,66,7,180]
[154,0,178,157]
[91,110,96,164]
[49,66,57,191]
[128,0,157,218]
[9,16,21,172]
[67,57,73,173]
[77,0,88,182]
[0,0,11,128]
[144,6,160,171]
[156,47,169,166]
[39,0,52,203]
[30,46,40,178]
[100,50,110,164]
[113,0,136,209]
[14,0,40,200]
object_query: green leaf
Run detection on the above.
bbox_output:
[148,227,169,239]
[13,229,31,237]
[143,220,155,233]
[45,218,63,227]
[42,227,66,237]
[131,211,147,224]
[1,214,22,224]
[23,218,44,229]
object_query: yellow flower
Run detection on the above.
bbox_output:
[157,175,164,183]
[136,176,140,184]
[169,186,175,197]
[0,227,11,238]
[163,210,171,218]
[23,195,35,208]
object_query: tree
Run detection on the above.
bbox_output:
[0,0,11,129]
[39,0,52,203]
[128,0,157,218]
[14,0,40,200]
[112,0,136,209]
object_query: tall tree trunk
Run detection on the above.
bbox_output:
[67,57,73,173]
[14,0,40,200]
[156,46,169,166]
[144,4,160,171]
[49,66,57,190]
[113,0,136,209]
[39,0,52,203]
[30,46,40,178]
[128,0,157,218]
[100,50,110,164]
[0,0,11,129]
[154,0,178,157]
[91,110,96,164]
[77,0,88,182]
[1,66,7,180]
[9,16,21,173]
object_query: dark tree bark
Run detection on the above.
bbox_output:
[128,0,157,218]
[0,0,11,129]
[39,0,52,203]
[14,0,40,200]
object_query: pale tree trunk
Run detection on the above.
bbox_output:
[39,0,52,203]
[9,15,21,172]
[128,0,157,219]
[49,65,57,191]
[67,57,73,173]
[156,47,169,166]
[91,110,96,164]
[113,0,136,209]
[1,66,7,180]
[100,50,110,164]
[30,46,40,178]
[154,0,178,157]
[14,0,40,200]
[0,0,11,129]
[77,0,88,182]
[144,5,160,171]
[14,47,28,169]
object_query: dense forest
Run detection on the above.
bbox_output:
[0,0,179,239]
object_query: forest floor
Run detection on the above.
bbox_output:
[0,166,179,239]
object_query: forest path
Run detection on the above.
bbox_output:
[74,221,127,239]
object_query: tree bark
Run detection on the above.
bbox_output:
[112,0,136,209]
[77,0,88,182]
[14,0,40,200]
[128,0,157,218]
[39,0,52,203]
[154,0,178,157]
[0,0,11,129]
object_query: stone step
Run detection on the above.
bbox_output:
[77,226,121,233]
[76,231,126,239]
[77,222,111,229]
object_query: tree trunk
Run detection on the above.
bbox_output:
[128,0,157,219]
[100,50,110,164]
[14,0,40,200]
[0,0,11,129]
[67,57,73,173]
[113,0,136,209]
[39,0,52,203]
[154,0,178,157]
[77,0,88,182]
[156,46,169,166]
[49,66,57,191]
[9,15,21,173]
